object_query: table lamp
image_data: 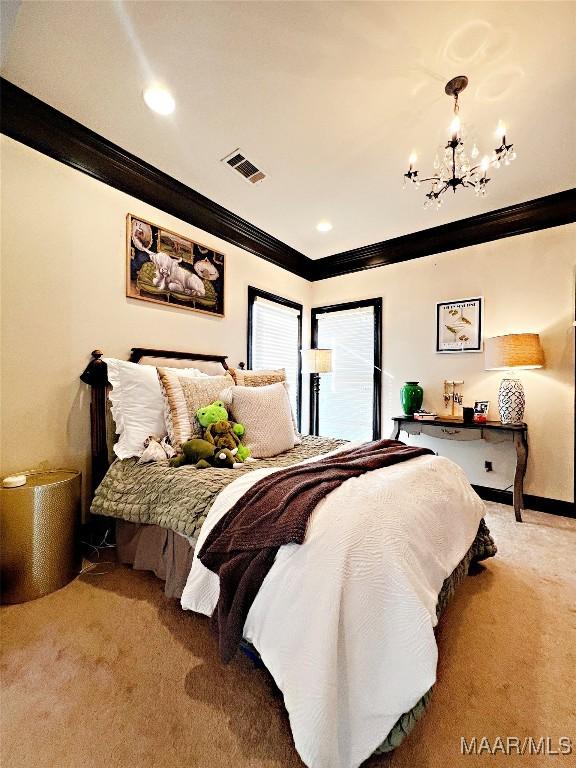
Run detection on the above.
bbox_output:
[484,333,544,424]
[303,348,332,436]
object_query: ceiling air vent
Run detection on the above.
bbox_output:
[221,149,267,185]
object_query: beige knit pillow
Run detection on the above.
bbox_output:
[157,368,234,450]
[229,367,286,387]
[228,367,301,443]
[224,382,297,458]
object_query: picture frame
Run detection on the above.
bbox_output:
[474,400,490,416]
[126,214,225,317]
[436,297,482,353]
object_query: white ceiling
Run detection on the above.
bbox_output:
[3,1,575,259]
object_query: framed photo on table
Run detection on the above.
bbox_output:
[474,400,490,423]
[436,297,482,353]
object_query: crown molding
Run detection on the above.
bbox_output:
[311,188,576,280]
[1,79,574,283]
[0,78,312,280]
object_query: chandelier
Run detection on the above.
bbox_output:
[403,75,516,209]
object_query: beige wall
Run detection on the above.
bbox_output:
[0,137,311,504]
[311,225,575,502]
[1,135,574,506]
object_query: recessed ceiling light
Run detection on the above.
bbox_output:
[316,221,333,233]
[143,85,175,115]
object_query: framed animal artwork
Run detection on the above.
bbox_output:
[126,214,225,317]
[436,297,482,353]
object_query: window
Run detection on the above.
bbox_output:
[247,286,302,429]
[311,298,382,441]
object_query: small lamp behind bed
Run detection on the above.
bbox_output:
[304,348,333,436]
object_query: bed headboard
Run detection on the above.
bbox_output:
[80,348,235,493]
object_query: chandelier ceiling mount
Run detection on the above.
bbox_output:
[444,74,469,98]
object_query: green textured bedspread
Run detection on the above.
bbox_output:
[90,435,346,539]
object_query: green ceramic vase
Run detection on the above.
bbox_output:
[400,381,423,415]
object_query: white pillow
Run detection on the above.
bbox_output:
[104,358,209,459]
[223,382,298,458]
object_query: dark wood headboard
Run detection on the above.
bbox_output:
[128,347,229,366]
[80,348,233,493]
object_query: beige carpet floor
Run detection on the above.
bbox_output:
[1,502,575,768]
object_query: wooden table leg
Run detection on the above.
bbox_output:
[513,430,528,523]
[391,422,402,440]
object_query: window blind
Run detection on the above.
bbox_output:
[316,305,376,441]
[251,296,301,424]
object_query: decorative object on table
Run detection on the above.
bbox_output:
[473,400,490,423]
[304,348,333,436]
[413,409,437,421]
[0,469,81,604]
[443,380,464,420]
[485,334,545,425]
[403,75,516,208]
[126,214,225,316]
[436,297,482,353]
[2,474,27,488]
[400,381,424,416]
[462,406,475,424]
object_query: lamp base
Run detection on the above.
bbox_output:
[311,372,321,436]
[498,377,525,425]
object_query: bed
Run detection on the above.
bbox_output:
[81,347,496,768]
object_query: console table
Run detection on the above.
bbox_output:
[391,416,528,523]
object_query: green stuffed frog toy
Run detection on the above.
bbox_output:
[196,400,251,463]
[169,438,237,469]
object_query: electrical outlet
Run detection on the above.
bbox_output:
[484,461,493,472]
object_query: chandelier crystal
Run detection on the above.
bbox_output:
[404,76,516,209]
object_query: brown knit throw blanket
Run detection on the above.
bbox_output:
[198,439,434,662]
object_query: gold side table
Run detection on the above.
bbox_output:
[0,470,81,604]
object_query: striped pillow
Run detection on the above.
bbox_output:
[158,368,234,450]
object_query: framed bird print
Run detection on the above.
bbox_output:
[126,214,225,317]
[436,297,482,353]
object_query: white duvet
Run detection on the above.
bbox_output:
[181,443,485,768]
